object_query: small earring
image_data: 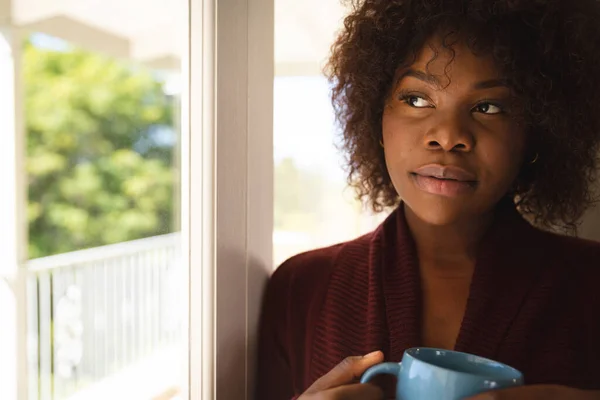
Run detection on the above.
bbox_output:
[529,153,539,164]
[379,140,384,148]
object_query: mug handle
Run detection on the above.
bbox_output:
[360,362,401,384]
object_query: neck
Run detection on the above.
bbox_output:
[404,204,495,277]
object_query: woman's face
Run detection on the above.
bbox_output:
[382,39,527,226]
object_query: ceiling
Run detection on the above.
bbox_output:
[3,0,348,75]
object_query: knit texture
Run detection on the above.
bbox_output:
[256,203,600,399]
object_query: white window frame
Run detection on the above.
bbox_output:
[0,24,28,400]
[186,0,273,399]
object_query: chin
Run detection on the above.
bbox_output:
[402,196,477,227]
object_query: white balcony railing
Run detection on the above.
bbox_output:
[25,233,183,400]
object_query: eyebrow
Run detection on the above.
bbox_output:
[398,69,509,90]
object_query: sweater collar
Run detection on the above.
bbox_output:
[382,200,546,361]
[308,200,547,384]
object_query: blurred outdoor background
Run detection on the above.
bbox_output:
[272,75,386,266]
[26,34,180,259]
[1,0,187,398]
[22,32,184,400]
[1,0,385,398]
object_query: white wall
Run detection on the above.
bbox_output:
[580,202,600,241]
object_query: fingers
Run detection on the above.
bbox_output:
[306,351,384,393]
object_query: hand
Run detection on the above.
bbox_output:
[465,385,600,400]
[298,351,385,400]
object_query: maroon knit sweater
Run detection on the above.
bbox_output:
[256,203,600,399]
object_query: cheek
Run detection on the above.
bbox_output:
[381,116,419,193]
[479,135,526,184]
[382,112,419,157]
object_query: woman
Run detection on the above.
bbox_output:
[257,0,600,399]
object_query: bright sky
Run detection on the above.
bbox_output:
[273,75,347,181]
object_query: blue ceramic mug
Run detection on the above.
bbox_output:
[360,348,524,400]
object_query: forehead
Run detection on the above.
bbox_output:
[407,38,503,84]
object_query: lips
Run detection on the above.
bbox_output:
[411,164,477,197]
[413,164,477,182]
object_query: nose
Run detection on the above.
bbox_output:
[424,112,475,152]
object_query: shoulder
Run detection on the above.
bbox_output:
[537,229,600,273]
[264,230,378,333]
[269,230,376,298]
[532,229,600,310]
[541,232,600,357]
[260,231,378,387]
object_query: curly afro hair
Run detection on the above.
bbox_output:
[325,0,600,232]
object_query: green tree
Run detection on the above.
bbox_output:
[25,40,177,258]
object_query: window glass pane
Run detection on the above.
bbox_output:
[273,5,387,267]
[20,2,188,399]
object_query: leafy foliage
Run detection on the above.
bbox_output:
[25,40,177,258]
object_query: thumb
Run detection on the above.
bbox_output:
[306,351,384,393]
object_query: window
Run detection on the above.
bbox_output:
[1,0,275,399]
[273,2,386,268]
[1,1,189,399]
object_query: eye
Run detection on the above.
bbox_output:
[400,94,432,108]
[474,102,503,115]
